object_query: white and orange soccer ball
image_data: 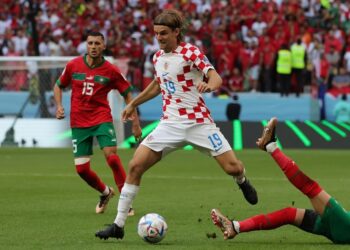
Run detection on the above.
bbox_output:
[137,213,168,244]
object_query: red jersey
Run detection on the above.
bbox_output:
[56,55,132,128]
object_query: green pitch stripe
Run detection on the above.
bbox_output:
[233,120,243,151]
[321,120,347,138]
[285,120,311,147]
[261,120,283,149]
[304,120,331,141]
[120,120,160,149]
[337,122,350,131]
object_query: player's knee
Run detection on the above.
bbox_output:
[128,160,146,178]
[224,160,244,176]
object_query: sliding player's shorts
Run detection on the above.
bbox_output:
[313,197,350,244]
[141,121,232,157]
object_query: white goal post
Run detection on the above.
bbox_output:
[0,56,128,147]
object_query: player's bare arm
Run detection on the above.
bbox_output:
[124,92,142,141]
[53,84,65,119]
[122,79,161,122]
[196,69,222,93]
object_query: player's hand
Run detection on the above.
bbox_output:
[122,104,136,122]
[132,124,142,143]
[56,106,65,119]
[196,82,212,93]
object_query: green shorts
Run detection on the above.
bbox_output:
[71,122,117,157]
[314,197,350,244]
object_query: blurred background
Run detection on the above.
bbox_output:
[0,0,349,149]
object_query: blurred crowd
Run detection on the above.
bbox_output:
[1,0,350,96]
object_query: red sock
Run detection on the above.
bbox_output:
[271,149,322,198]
[76,161,106,193]
[107,154,126,192]
[239,207,297,232]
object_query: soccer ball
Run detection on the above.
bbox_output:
[137,213,168,244]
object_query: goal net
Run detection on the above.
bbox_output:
[0,56,126,147]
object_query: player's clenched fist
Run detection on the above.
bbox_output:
[56,106,65,119]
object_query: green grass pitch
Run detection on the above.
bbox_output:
[0,148,349,250]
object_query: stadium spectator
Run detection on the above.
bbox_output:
[53,31,142,215]
[11,28,29,56]
[276,43,292,96]
[313,51,330,119]
[226,67,244,93]
[0,13,11,37]
[211,117,350,244]
[5,0,350,96]
[47,95,56,118]
[95,9,258,241]
[252,13,267,37]
[142,52,155,90]
[77,34,87,55]
[260,35,276,92]
[291,38,307,96]
[247,41,261,92]
[39,36,51,56]
[333,93,350,122]
[59,33,76,56]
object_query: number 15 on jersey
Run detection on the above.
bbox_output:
[82,82,94,96]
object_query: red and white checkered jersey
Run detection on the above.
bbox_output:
[153,42,215,124]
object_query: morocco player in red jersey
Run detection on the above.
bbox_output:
[53,31,142,215]
[96,10,258,240]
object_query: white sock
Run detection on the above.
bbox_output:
[102,186,110,196]
[235,168,246,184]
[233,221,240,233]
[114,183,139,227]
[266,142,278,153]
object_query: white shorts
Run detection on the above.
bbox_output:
[141,121,232,157]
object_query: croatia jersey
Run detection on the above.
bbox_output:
[56,55,132,128]
[153,42,215,124]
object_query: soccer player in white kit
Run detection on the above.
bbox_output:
[96,9,258,240]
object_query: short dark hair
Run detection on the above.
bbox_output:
[86,31,104,40]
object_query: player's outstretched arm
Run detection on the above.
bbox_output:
[123,92,142,141]
[53,84,65,119]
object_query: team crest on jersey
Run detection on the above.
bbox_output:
[164,62,168,70]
